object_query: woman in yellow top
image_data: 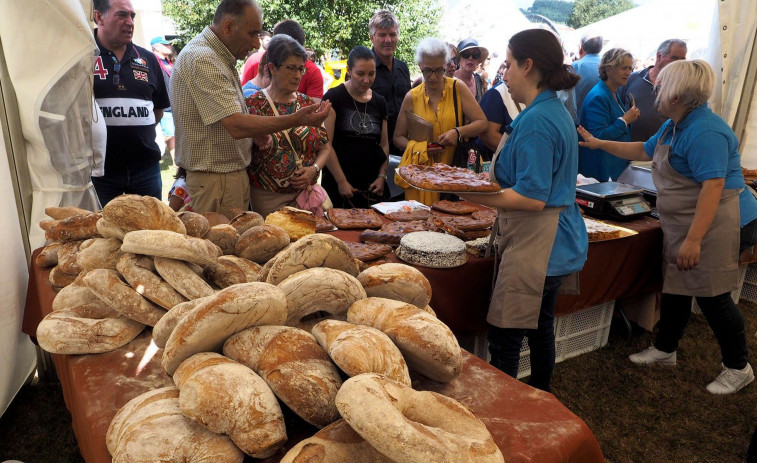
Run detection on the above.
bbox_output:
[393,38,487,204]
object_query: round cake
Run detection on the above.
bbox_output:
[396,231,467,268]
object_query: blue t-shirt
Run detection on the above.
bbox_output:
[644,104,757,227]
[494,90,588,276]
[474,82,512,159]
[242,81,262,98]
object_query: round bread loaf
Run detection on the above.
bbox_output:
[229,211,264,234]
[264,233,360,285]
[36,304,144,354]
[235,224,290,264]
[102,194,186,234]
[202,211,231,227]
[335,373,504,463]
[177,211,210,238]
[116,253,188,310]
[44,212,102,242]
[280,419,393,463]
[265,206,316,241]
[204,224,238,255]
[162,282,288,375]
[153,257,216,300]
[76,238,124,271]
[152,296,212,348]
[174,353,287,458]
[96,218,127,241]
[205,255,262,288]
[121,230,222,267]
[277,268,366,326]
[106,386,243,463]
[223,325,342,428]
[357,263,432,308]
[347,297,462,383]
[35,242,62,268]
[83,268,167,326]
[312,319,410,385]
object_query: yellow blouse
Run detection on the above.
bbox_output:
[410,76,460,166]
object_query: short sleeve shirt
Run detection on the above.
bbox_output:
[171,27,251,173]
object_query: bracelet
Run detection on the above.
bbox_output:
[313,162,321,173]
[453,127,462,142]
[378,174,388,180]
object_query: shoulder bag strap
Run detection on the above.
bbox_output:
[262,89,301,168]
[452,79,460,128]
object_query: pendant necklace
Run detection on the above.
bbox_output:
[351,88,370,134]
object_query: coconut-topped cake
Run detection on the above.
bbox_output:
[396,231,467,268]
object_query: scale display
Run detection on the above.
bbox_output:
[575,182,651,221]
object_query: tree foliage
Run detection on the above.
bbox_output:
[567,0,636,29]
[522,0,574,25]
[162,0,441,66]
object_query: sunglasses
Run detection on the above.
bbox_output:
[111,55,121,87]
[460,50,481,60]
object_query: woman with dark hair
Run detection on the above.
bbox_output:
[322,45,390,208]
[460,28,588,392]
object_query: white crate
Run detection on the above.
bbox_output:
[745,263,757,286]
[741,281,757,304]
[692,265,748,313]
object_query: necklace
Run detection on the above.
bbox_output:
[350,92,370,134]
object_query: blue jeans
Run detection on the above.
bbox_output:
[92,162,162,207]
[487,274,565,392]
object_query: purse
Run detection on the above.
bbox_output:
[450,80,486,171]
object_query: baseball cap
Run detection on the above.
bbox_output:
[150,36,170,47]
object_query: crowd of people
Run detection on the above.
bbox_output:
[91,0,754,400]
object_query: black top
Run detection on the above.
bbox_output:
[619,67,667,142]
[321,84,389,208]
[94,30,170,174]
[370,50,410,155]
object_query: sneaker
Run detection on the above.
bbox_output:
[706,363,754,395]
[628,346,677,366]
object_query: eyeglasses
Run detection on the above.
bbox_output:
[111,55,121,87]
[420,67,445,78]
[279,64,307,75]
[460,51,481,60]
[447,58,460,67]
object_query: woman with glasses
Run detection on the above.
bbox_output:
[393,38,487,204]
[578,60,757,395]
[246,35,331,217]
[578,48,641,181]
[322,46,390,208]
[454,38,488,101]
[411,42,459,88]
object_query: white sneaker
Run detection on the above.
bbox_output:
[706,363,754,395]
[628,346,677,365]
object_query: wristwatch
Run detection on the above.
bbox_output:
[378,173,388,180]
[313,162,321,173]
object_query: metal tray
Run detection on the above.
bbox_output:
[576,181,643,198]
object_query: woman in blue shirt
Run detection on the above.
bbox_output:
[462,29,588,392]
[578,48,640,181]
[579,59,756,395]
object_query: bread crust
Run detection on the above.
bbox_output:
[265,206,316,240]
[265,234,360,285]
[83,268,167,326]
[154,256,216,300]
[177,211,210,238]
[121,230,222,267]
[102,194,186,234]
[357,263,432,308]
[235,224,290,264]
[45,212,102,242]
[76,238,124,271]
[280,419,393,463]
[278,268,367,325]
[116,253,187,310]
[205,255,262,288]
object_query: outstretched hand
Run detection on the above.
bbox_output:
[577,125,602,150]
[297,100,332,127]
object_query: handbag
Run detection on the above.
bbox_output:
[261,89,332,216]
[450,80,485,171]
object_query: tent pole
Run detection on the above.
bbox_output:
[734,30,757,152]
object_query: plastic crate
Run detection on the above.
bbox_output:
[692,265,748,313]
[745,264,757,286]
[741,281,757,304]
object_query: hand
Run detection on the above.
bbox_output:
[436,129,458,147]
[253,135,272,151]
[623,106,641,124]
[676,238,701,271]
[296,100,332,126]
[577,125,602,150]
[290,165,317,190]
[338,181,354,198]
[368,177,385,196]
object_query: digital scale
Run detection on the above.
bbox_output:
[575,181,652,221]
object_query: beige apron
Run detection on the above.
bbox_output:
[653,127,740,296]
[485,133,564,329]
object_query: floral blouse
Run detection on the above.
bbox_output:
[246,92,328,193]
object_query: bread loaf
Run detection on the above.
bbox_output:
[265,206,316,240]
[177,211,210,238]
[96,218,127,241]
[347,297,462,382]
[36,304,144,355]
[264,233,360,285]
[312,319,410,385]
[116,253,187,310]
[357,263,432,308]
[76,238,124,271]
[152,296,212,348]
[121,230,222,267]
[335,373,504,463]
[235,224,290,264]
[205,255,262,288]
[49,265,78,288]
[153,257,215,300]
[83,268,167,326]
[229,211,264,234]
[162,282,288,375]
[277,268,366,326]
[52,273,102,311]
[35,242,62,268]
[174,353,287,458]
[202,211,231,226]
[102,194,186,234]
[57,240,83,274]
[106,386,244,463]
[45,212,102,242]
[280,419,393,463]
[223,325,342,427]
[44,205,91,220]
[204,224,238,255]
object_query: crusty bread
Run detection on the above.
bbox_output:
[76,238,124,271]
[35,242,62,268]
[312,319,410,385]
[280,419,393,463]
[162,282,288,375]
[152,296,212,348]
[36,304,144,355]
[57,240,83,274]
[121,230,222,267]
[174,353,287,458]
[116,253,187,310]
[153,257,215,300]
[83,268,167,326]
[96,218,127,241]
[202,211,231,227]
[49,265,78,288]
[177,211,210,238]
[277,268,366,326]
[229,211,264,234]
[336,373,504,463]
[102,194,186,234]
[265,206,316,241]
[106,386,244,463]
[264,233,360,285]
[357,263,432,308]
[204,224,238,255]
[205,255,262,288]
[347,297,462,382]
[223,325,342,428]
[45,212,102,242]
[235,224,290,264]
[44,205,91,220]
[51,273,102,311]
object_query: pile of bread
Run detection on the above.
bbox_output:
[35,195,504,463]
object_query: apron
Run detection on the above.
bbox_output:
[653,126,740,296]
[485,132,565,329]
